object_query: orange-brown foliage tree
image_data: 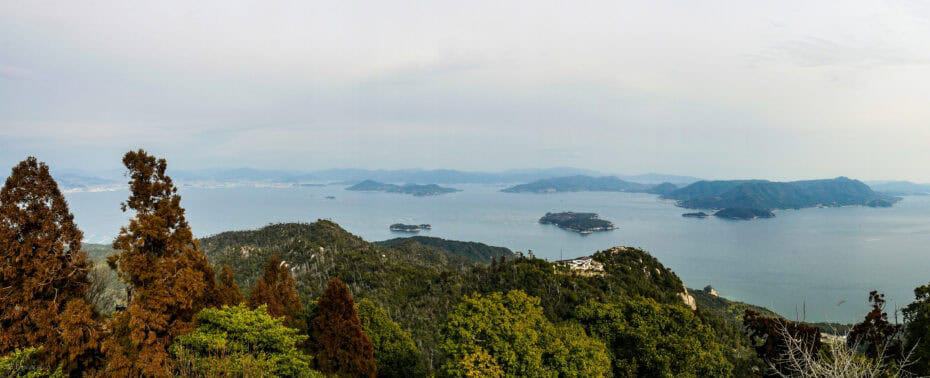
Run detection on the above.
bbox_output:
[0,157,100,372]
[101,150,218,377]
[311,277,377,378]
[248,254,304,330]
[216,265,244,306]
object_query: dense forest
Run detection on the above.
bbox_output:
[664,177,900,210]
[2,151,928,377]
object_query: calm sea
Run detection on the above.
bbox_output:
[65,184,930,323]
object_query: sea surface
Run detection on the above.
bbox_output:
[65,184,930,323]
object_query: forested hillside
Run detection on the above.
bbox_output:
[665,177,899,210]
[2,152,925,377]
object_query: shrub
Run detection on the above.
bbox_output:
[171,304,320,377]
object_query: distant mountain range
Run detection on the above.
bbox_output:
[663,177,899,210]
[345,180,461,196]
[44,167,703,190]
[501,175,679,195]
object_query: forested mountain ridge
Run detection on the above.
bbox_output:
[196,220,751,375]
[664,177,899,210]
[375,236,514,263]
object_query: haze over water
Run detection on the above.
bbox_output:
[66,184,930,324]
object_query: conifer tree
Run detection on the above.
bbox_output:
[216,265,244,306]
[311,277,377,378]
[102,150,218,376]
[0,157,99,371]
[248,254,304,330]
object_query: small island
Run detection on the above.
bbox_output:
[389,223,432,233]
[539,212,616,234]
[713,208,775,220]
[347,180,460,196]
[682,212,709,218]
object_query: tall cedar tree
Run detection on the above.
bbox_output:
[248,254,304,330]
[311,277,377,378]
[102,150,219,377]
[0,157,101,372]
[216,265,245,306]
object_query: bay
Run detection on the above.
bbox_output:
[65,183,930,323]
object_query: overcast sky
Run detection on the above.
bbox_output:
[2,1,929,181]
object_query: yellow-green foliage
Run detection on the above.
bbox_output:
[440,290,611,377]
[170,305,320,377]
[0,348,64,378]
[577,298,733,377]
[357,299,423,377]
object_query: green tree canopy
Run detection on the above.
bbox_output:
[440,290,610,377]
[356,299,422,377]
[171,304,319,377]
[577,297,733,377]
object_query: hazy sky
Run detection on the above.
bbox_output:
[2,1,929,181]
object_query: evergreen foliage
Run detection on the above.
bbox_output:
[440,290,611,377]
[311,277,377,377]
[102,150,219,376]
[577,298,733,377]
[0,157,98,373]
[170,304,319,377]
[903,282,930,375]
[0,347,64,378]
[216,265,245,306]
[357,299,423,377]
[248,254,304,330]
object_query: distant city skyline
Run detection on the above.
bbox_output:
[3,1,930,181]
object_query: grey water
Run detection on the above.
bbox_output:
[65,184,930,324]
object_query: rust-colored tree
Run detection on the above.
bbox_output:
[848,291,903,360]
[248,254,304,330]
[101,150,218,377]
[311,277,376,378]
[216,265,244,306]
[0,157,101,372]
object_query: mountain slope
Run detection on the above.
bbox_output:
[664,177,898,210]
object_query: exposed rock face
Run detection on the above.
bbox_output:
[558,246,698,310]
[703,285,719,297]
[679,284,697,311]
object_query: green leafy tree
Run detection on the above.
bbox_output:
[311,277,377,378]
[171,304,321,377]
[0,157,100,373]
[577,298,733,377]
[102,150,219,376]
[356,299,423,377]
[440,290,610,377]
[0,347,64,378]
